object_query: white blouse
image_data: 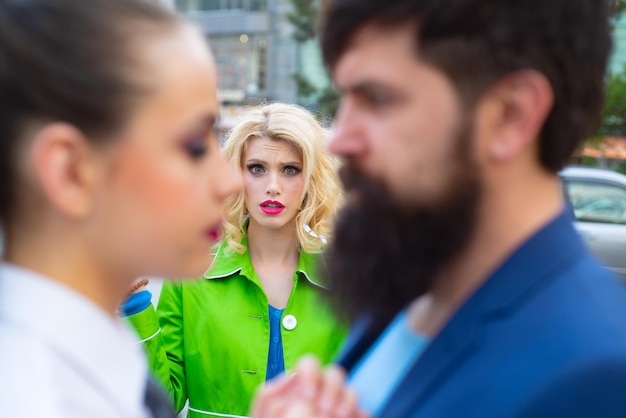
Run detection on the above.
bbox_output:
[0,263,151,418]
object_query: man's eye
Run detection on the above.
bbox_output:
[183,136,208,159]
[369,95,390,108]
[247,164,264,174]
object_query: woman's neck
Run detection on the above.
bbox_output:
[246,220,300,308]
[5,225,130,317]
[246,220,300,266]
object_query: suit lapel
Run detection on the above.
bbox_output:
[378,211,586,417]
[379,295,484,417]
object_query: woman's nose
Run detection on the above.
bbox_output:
[265,173,280,196]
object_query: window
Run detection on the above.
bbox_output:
[175,0,267,12]
[565,180,626,224]
[209,34,269,103]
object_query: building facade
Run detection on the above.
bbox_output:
[167,0,312,105]
[610,14,626,74]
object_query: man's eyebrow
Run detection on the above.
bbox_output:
[336,80,399,95]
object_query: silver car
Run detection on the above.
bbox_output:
[560,166,626,280]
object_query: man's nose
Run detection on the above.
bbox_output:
[328,99,367,158]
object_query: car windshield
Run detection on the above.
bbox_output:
[565,180,626,225]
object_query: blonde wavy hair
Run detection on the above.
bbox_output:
[221,102,343,254]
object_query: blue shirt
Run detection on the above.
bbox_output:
[266,305,285,380]
[348,310,429,416]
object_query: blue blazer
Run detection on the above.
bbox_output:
[338,212,626,417]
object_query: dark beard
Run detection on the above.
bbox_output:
[325,148,481,326]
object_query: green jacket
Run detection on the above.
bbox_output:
[126,239,347,417]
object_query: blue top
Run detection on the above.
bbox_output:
[266,305,285,380]
[349,310,429,416]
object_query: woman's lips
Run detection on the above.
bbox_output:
[204,222,222,241]
[260,200,285,215]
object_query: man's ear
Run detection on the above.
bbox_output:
[480,69,554,162]
[30,123,100,218]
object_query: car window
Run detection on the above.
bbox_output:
[564,180,626,224]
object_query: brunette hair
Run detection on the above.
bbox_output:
[0,0,177,228]
[321,0,611,173]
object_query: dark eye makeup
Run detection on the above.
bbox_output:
[246,163,264,174]
[183,134,208,159]
[283,165,301,175]
[180,115,219,160]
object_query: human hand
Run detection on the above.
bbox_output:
[124,277,149,299]
[117,278,152,317]
[251,356,369,418]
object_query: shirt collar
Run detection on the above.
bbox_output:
[0,263,148,417]
[203,235,328,289]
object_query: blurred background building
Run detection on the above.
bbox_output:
[157,0,331,136]
[160,0,328,106]
[611,13,626,74]
[585,11,626,172]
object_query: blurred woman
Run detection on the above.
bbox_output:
[0,1,239,416]
[124,103,347,417]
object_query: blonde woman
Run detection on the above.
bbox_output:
[124,103,347,417]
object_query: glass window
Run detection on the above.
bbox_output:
[249,0,267,11]
[175,0,267,12]
[209,34,269,103]
[565,180,626,224]
[175,0,225,11]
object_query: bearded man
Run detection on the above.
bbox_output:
[253,1,626,417]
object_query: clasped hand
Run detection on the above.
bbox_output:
[252,356,369,418]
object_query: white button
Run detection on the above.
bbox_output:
[282,314,297,330]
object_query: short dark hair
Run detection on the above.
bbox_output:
[321,0,612,173]
[0,0,177,227]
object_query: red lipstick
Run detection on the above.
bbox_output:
[204,221,223,241]
[260,200,285,215]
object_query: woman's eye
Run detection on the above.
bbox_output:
[247,164,264,174]
[283,166,301,175]
[183,136,208,159]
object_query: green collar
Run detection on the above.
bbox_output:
[203,235,327,289]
